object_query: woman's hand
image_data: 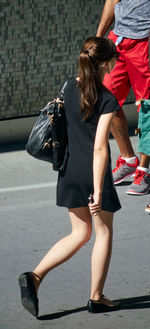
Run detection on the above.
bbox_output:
[88,193,102,216]
[91,112,115,217]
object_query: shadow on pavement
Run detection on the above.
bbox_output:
[37,295,150,320]
[0,141,26,153]
[37,306,87,320]
[119,294,150,310]
[0,126,136,154]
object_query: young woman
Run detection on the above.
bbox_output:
[18,36,121,316]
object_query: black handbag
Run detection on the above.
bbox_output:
[26,80,69,173]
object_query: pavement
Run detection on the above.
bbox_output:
[0,134,150,329]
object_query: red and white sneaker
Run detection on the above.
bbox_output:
[113,156,139,185]
[126,169,150,195]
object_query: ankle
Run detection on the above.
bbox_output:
[90,293,103,302]
[121,156,136,164]
[32,272,42,293]
[32,272,42,282]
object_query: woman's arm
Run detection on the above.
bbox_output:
[96,0,120,37]
[89,111,115,215]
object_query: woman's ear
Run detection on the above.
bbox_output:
[100,63,105,68]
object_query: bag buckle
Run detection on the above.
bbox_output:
[47,113,54,125]
[52,141,60,148]
[43,142,51,149]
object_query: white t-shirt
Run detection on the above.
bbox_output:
[113,0,150,39]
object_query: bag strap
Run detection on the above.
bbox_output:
[57,79,70,100]
[60,79,69,93]
[52,79,69,170]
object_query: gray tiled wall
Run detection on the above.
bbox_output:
[0,0,134,120]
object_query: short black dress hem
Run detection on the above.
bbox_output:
[56,78,121,214]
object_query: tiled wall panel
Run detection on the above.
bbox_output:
[0,0,134,120]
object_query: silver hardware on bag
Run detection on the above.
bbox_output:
[52,141,60,148]
[47,113,54,125]
[44,142,51,148]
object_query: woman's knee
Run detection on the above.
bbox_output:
[94,211,113,235]
[84,225,92,242]
[69,207,92,244]
[73,224,92,244]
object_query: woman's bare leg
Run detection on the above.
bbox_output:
[90,210,113,301]
[33,207,92,292]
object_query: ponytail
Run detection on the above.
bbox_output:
[77,37,117,120]
[78,49,99,121]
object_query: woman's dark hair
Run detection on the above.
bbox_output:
[78,36,117,120]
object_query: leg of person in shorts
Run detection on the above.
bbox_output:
[104,31,150,195]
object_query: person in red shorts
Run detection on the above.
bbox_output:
[97,0,150,195]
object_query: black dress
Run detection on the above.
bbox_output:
[57,78,121,212]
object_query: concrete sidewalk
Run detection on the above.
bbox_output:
[0,135,150,329]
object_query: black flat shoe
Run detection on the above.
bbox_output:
[18,272,41,317]
[87,296,121,313]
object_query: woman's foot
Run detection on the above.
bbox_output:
[87,295,121,313]
[18,272,42,317]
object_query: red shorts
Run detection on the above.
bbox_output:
[103,31,150,112]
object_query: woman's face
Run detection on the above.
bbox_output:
[99,56,117,76]
[98,55,118,80]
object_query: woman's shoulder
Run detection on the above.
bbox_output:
[62,77,77,92]
[98,89,120,114]
[63,78,80,102]
[101,89,117,102]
